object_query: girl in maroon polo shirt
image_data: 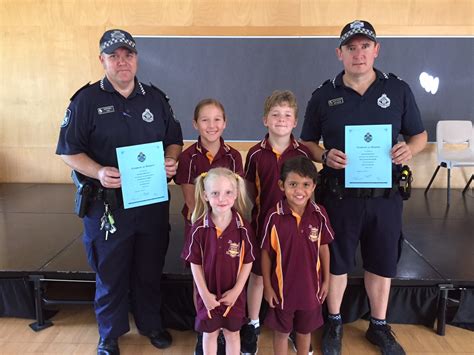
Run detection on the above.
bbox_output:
[261,156,334,355]
[176,99,244,353]
[183,168,256,355]
[176,98,243,248]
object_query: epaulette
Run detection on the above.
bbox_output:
[150,82,178,122]
[312,79,331,95]
[150,83,170,102]
[389,72,403,81]
[70,82,91,101]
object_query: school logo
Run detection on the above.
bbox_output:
[137,152,146,162]
[308,225,320,242]
[142,108,154,123]
[61,109,71,128]
[226,240,241,258]
[364,132,373,143]
[377,93,391,108]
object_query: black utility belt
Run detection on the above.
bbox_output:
[326,186,398,199]
[71,171,122,217]
[317,166,412,201]
[331,186,398,198]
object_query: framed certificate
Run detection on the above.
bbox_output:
[345,124,392,188]
[116,141,169,209]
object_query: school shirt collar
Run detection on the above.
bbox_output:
[202,209,246,231]
[260,134,300,151]
[276,198,319,219]
[195,137,230,159]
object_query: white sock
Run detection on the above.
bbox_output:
[249,319,260,328]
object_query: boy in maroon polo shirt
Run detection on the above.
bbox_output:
[242,90,312,354]
[183,168,256,355]
[176,99,244,354]
[261,156,333,354]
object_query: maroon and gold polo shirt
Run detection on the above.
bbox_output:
[261,199,334,311]
[183,209,257,321]
[244,134,312,242]
[175,137,244,219]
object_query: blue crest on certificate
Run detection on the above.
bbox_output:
[345,124,392,188]
[116,141,169,209]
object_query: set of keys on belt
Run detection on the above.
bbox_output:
[100,203,117,240]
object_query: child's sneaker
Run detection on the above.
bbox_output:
[240,323,260,354]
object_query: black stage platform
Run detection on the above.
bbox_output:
[0,184,472,334]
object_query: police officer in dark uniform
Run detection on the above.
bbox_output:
[56,29,183,355]
[300,21,427,355]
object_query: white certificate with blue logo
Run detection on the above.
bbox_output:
[116,141,169,209]
[345,124,392,188]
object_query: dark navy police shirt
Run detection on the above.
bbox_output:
[300,69,424,180]
[56,77,183,168]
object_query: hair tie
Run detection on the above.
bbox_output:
[200,172,207,178]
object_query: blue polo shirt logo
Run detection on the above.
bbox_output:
[142,108,154,123]
[377,94,391,108]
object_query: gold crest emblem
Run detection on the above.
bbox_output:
[226,240,241,258]
[308,225,320,242]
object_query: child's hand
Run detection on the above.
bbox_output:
[318,280,329,303]
[264,287,279,308]
[202,292,220,312]
[219,288,239,307]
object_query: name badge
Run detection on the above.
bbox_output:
[328,97,344,106]
[97,106,115,115]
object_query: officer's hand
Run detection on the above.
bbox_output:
[164,157,178,178]
[326,149,347,169]
[97,166,121,188]
[391,142,412,164]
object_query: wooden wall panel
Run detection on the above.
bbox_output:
[0,0,473,183]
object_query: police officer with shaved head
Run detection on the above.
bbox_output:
[301,21,427,355]
[56,29,183,355]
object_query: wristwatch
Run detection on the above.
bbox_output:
[322,149,329,165]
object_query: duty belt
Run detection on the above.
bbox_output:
[328,186,397,199]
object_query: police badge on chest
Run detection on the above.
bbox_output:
[142,108,154,123]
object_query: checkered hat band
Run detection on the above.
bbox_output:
[101,38,136,51]
[340,28,376,45]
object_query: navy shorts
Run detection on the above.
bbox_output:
[265,307,323,334]
[323,193,403,278]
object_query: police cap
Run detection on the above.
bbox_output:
[339,20,376,47]
[99,29,137,54]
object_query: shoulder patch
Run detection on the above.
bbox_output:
[70,82,91,101]
[149,83,170,102]
[60,108,71,128]
[389,72,403,80]
[312,79,331,95]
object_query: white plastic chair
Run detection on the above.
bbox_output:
[425,120,474,204]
